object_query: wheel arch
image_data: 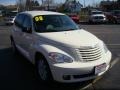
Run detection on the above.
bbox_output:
[35,51,54,82]
[34,51,48,65]
[10,35,13,41]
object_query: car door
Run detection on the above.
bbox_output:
[20,15,33,60]
[13,14,25,48]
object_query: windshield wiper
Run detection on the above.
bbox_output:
[43,29,58,32]
[65,28,78,31]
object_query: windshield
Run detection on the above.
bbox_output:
[33,15,79,33]
[91,11,103,14]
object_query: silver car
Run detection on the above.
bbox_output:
[4,11,17,25]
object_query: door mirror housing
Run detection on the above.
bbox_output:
[22,27,32,33]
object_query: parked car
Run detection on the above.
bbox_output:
[68,13,80,23]
[0,10,2,17]
[105,10,120,24]
[89,10,107,23]
[4,11,18,25]
[11,11,112,83]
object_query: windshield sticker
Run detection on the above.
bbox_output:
[35,16,43,21]
[39,16,43,21]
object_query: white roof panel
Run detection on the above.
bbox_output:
[21,11,65,17]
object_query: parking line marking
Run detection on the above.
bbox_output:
[80,76,103,90]
[81,57,120,90]
[80,83,92,90]
[92,76,102,84]
[110,57,120,68]
[92,32,120,34]
[107,44,120,46]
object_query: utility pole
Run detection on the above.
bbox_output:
[93,0,95,7]
[26,0,31,11]
[41,0,43,4]
[83,0,86,8]
[48,0,50,10]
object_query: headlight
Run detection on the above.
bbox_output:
[103,43,108,53]
[49,52,73,63]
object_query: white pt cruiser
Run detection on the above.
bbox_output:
[10,11,112,83]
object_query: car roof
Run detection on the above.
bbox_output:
[20,11,65,17]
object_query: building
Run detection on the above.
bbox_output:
[64,0,83,13]
[100,0,120,11]
[41,0,59,11]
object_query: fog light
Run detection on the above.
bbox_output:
[63,75,71,80]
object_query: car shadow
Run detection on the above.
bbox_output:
[0,47,94,90]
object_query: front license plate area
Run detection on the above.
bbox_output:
[95,63,107,75]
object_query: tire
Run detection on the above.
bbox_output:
[112,19,117,24]
[36,55,53,83]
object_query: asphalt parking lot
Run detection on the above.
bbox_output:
[0,24,120,90]
[80,24,120,89]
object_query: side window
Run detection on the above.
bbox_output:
[23,15,32,28]
[14,14,25,28]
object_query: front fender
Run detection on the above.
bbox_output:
[33,44,72,64]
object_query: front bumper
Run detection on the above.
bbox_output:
[5,20,14,24]
[50,51,112,83]
[92,19,107,23]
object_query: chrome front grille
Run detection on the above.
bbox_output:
[76,45,102,62]
[94,16,104,19]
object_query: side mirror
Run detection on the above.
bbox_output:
[22,27,32,33]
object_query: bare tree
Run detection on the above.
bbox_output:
[17,0,40,11]
[25,0,31,11]
[16,0,26,12]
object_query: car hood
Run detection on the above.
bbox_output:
[37,29,100,48]
[92,14,105,17]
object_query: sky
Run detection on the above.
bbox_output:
[0,0,16,5]
[0,0,116,6]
